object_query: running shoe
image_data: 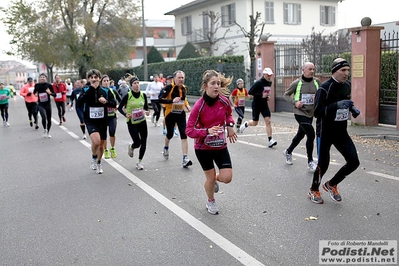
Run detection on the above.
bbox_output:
[104,149,110,159]
[308,160,317,172]
[136,162,144,170]
[322,181,342,202]
[182,157,192,168]
[46,132,51,138]
[163,147,169,160]
[206,199,219,215]
[268,138,277,148]
[151,115,155,124]
[35,124,39,130]
[128,144,134,158]
[82,134,87,140]
[308,189,324,204]
[283,149,293,165]
[59,122,62,126]
[239,121,248,133]
[5,122,10,127]
[174,128,179,136]
[214,181,219,193]
[30,121,33,127]
[110,147,117,158]
[96,163,103,174]
[43,129,47,138]
[62,117,66,122]
[162,128,166,135]
[91,159,97,170]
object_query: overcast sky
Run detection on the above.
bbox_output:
[0,0,397,61]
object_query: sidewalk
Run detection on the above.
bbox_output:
[187,95,399,141]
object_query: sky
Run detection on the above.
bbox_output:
[0,0,397,62]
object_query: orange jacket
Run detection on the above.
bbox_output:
[20,83,38,103]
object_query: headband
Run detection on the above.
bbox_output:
[129,77,139,86]
[332,60,350,74]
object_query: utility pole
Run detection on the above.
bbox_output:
[142,0,148,80]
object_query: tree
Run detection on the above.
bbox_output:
[177,42,202,60]
[1,0,141,78]
[146,46,164,64]
[235,12,266,85]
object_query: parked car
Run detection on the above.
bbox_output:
[139,81,151,107]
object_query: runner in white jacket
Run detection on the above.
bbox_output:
[145,74,163,127]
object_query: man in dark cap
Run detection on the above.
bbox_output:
[308,58,361,204]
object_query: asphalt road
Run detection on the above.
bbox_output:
[1,94,398,266]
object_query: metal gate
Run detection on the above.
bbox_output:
[380,30,398,125]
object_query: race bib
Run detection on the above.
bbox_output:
[55,93,62,99]
[39,92,49,102]
[132,108,144,121]
[172,101,184,114]
[107,107,116,114]
[238,98,245,107]
[0,94,7,100]
[204,130,226,148]
[335,108,349,121]
[263,86,271,94]
[89,107,104,119]
[28,87,34,93]
[301,94,315,105]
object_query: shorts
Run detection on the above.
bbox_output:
[195,148,232,171]
[86,122,107,140]
[251,102,271,121]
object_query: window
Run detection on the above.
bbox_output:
[157,30,170,38]
[202,11,210,31]
[320,5,335,26]
[265,2,274,23]
[221,3,236,26]
[283,3,301,25]
[181,16,192,36]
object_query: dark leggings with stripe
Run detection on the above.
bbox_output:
[311,131,360,191]
[286,114,315,162]
[127,120,148,160]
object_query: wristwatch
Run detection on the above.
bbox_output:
[227,122,234,127]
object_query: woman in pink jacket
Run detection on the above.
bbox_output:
[186,70,237,215]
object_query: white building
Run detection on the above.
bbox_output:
[165,0,340,68]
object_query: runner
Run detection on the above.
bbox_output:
[158,70,192,168]
[145,74,163,127]
[186,70,237,215]
[308,58,360,204]
[78,69,117,174]
[239,67,277,148]
[52,75,67,126]
[229,78,250,131]
[68,79,87,139]
[0,82,11,127]
[117,75,150,170]
[34,73,55,138]
[20,77,39,129]
[282,62,320,171]
[65,78,74,111]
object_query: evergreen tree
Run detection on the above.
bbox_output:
[146,46,164,64]
[177,42,202,60]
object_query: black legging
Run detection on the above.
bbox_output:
[25,102,38,124]
[55,101,65,121]
[165,112,187,140]
[151,100,161,122]
[234,106,245,126]
[287,114,315,162]
[311,131,360,191]
[0,103,8,121]
[127,120,148,160]
[39,104,52,131]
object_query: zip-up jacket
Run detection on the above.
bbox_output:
[52,82,67,102]
[20,83,38,103]
[248,77,272,107]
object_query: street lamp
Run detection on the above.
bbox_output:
[141,0,148,80]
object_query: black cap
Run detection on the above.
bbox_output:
[27,77,33,82]
[166,75,173,79]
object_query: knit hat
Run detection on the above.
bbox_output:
[331,58,350,74]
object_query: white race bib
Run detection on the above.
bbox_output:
[39,92,49,102]
[263,86,271,94]
[204,130,226,148]
[89,107,104,119]
[172,101,184,114]
[301,94,315,105]
[238,98,245,107]
[132,108,144,121]
[335,108,349,121]
[0,94,7,100]
[55,93,62,99]
[28,87,34,93]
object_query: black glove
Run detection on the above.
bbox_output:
[350,106,361,118]
[336,100,353,109]
[27,92,32,96]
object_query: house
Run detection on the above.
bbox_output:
[165,0,341,69]
[0,60,37,89]
[130,19,176,67]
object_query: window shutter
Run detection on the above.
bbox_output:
[188,16,192,34]
[231,3,236,24]
[181,18,185,35]
[283,3,288,24]
[332,7,336,26]
[320,6,324,25]
[271,2,274,22]
[297,4,301,24]
[221,5,226,26]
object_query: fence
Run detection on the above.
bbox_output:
[380,30,399,105]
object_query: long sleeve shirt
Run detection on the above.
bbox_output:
[20,83,38,103]
[33,82,55,106]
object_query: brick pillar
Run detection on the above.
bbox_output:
[396,22,399,130]
[349,26,384,126]
[256,41,276,112]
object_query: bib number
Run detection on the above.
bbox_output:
[204,130,226,148]
[238,98,245,107]
[301,94,315,105]
[335,108,349,121]
[107,107,116,115]
[89,107,105,119]
[0,94,7,100]
[39,92,49,102]
[172,101,184,114]
[263,86,271,94]
[132,108,144,121]
[55,93,62,99]
[28,87,34,93]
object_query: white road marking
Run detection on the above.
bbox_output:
[366,171,399,181]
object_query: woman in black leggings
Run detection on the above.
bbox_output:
[34,73,55,138]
